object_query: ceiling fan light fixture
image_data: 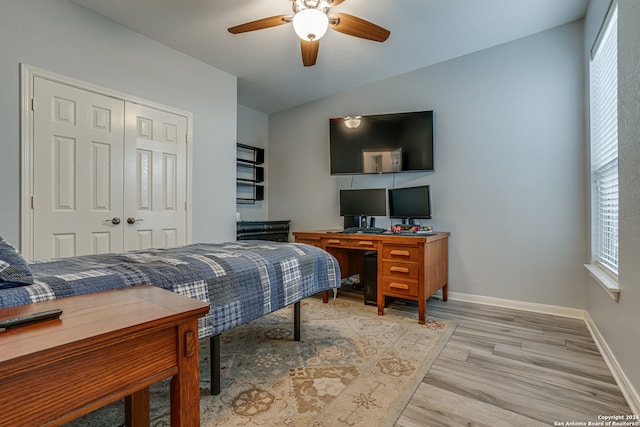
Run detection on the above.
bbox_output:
[293,8,329,41]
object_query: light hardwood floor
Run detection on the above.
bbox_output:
[391,297,633,427]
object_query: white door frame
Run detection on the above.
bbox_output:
[20,64,193,260]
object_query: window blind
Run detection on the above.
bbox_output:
[590,3,618,275]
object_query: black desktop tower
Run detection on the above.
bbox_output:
[363,251,377,306]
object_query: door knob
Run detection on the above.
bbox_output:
[127,217,143,224]
[105,217,121,225]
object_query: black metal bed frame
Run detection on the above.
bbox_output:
[209,300,301,395]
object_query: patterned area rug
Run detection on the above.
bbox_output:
[67,292,455,427]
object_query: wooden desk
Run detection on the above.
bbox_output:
[0,285,209,427]
[294,230,449,323]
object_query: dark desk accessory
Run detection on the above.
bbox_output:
[0,308,62,331]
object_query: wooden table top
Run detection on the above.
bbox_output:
[0,285,209,373]
[293,229,450,243]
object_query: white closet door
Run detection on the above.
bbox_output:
[32,77,125,259]
[123,102,188,251]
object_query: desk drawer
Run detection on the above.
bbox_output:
[381,245,420,262]
[295,237,323,248]
[381,276,419,297]
[324,238,377,250]
[382,260,419,280]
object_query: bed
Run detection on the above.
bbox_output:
[0,238,341,393]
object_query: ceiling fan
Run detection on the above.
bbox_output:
[228,0,390,67]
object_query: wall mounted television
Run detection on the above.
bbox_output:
[329,111,434,175]
[388,185,431,223]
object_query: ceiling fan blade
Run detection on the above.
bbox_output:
[228,15,291,34]
[329,13,390,42]
[328,0,347,6]
[301,40,320,67]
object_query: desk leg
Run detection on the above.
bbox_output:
[418,299,426,325]
[442,283,448,301]
[171,320,201,427]
[125,387,150,427]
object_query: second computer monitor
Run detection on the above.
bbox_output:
[388,185,431,224]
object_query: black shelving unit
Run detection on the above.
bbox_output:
[236,143,265,204]
[237,220,290,242]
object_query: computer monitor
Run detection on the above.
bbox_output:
[388,185,431,224]
[339,188,387,217]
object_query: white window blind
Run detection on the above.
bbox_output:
[590,3,618,275]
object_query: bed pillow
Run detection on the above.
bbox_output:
[0,237,34,289]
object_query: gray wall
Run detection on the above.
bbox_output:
[237,104,269,221]
[585,0,640,405]
[269,21,587,308]
[0,0,238,247]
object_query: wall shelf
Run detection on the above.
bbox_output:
[236,143,264,204]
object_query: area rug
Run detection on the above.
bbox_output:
[66,292,455,427]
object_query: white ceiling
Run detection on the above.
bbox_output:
[69,0,588,114]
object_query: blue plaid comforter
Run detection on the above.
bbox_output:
[0,241,340,338]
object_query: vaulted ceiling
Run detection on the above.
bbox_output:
[69,0,589,114]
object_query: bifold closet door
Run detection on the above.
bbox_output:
[32,77,125,259]
[31,77,188,259]
[123,103,188,251]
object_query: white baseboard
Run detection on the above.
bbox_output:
[444,291,639,415]
[584,312,640,416]
[447,291,586,319]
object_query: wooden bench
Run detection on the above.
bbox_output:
[0,286,209,426]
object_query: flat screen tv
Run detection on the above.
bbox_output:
[388,185,431,223]
[339,188,387,217]
[330,111,434,175]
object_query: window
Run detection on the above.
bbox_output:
[588,1,618,292]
